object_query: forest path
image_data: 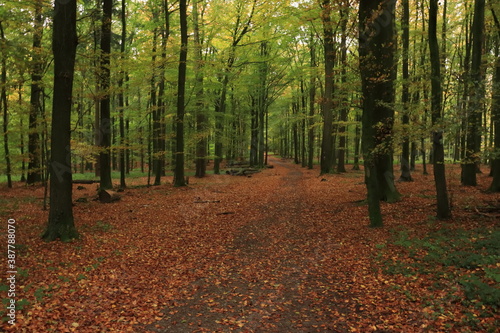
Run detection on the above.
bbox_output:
[147,157,359,332]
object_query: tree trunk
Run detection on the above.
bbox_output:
[99,0,113,190]
[429,0,451,219]
[43,0,78,241]
[359,0,397,227]
[359,0,399,205]
[27,0,44,184]
[489,14,500,191]
[462,0,485,186]
[118,0,127,189]
[193,0,207,178]
[173,0,187,187]
[337,2,349,173]
[0,21,12,188]
[352,112,361,170]
[399,0,412,181]
[308,34,316,170]
[320,0,335,175]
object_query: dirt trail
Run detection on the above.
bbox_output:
[147,158,353,332]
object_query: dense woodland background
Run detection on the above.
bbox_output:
[0,0,499,234]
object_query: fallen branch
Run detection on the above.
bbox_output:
[73,180,99,184]
[474,207,500,218]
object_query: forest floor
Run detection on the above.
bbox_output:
[1,156,499,332]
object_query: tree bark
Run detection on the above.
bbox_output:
[173,0,188,187]
[0,20,12,188]
[118,0,127,189]
[429,0,451,219]
[99,0,113,190]
[27,0,44,184]
[308,33,316,170]
[489,11,500,192]
[399,0,412,181]
[43,0,78,241]
[462,0,485,186]
[359,0,400,207]
[359,0,399,227]
[193,0,207,178]
[337,2,349,173]
[320,0,335,175]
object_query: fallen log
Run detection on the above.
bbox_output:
[226,168,261,176]
[73,180,99,184]
[98,190,121,203]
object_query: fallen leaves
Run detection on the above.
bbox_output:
[0,159,499,332]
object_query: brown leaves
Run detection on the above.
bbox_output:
[1,161,499,332]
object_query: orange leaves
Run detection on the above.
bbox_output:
[2,160,499,331]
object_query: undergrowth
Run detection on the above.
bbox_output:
[377,224,500,331]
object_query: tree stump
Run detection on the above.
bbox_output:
[98,190,121,203]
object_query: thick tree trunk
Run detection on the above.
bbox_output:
[173,0,188,187]
[43,0,78,241]
[429,0,451,219]
[359,0,399,205]
[462,0,485,186]
[359,0,398,226]
[99,0,113,190]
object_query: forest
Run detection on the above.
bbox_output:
[1,0,500,331]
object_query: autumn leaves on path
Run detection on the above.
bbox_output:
[8,157,493,332]
[147,158,416,332]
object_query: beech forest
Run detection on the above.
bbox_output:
[1,0,499,331]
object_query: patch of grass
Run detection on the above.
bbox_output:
[377,225,500,330]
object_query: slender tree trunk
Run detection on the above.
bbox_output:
[173,0,187,187]
[293,102,300,164]
[320,0,335,175]
[0,21,12,188]
[27,0,44,184]
[462,0,485,186]
[300,80,307,168]
[399,0,412,181]
[118,0,127,189]
[489,13,500,191]
[99,0,113,190]
[308,34,316,170]
[337,2,349,173]
[18,85,26,182]
[353,112,361,170]
[193,0,207,178]
[43,0,78,241]
[429,0,451,219]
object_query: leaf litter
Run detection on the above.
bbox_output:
[1,157,499,332]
